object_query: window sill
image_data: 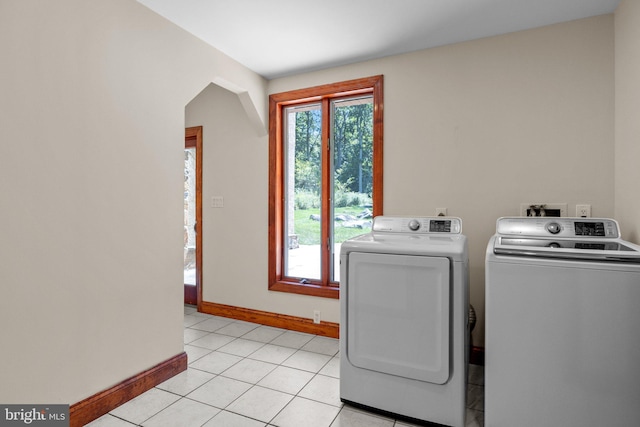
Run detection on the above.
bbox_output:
[269,280,339,299]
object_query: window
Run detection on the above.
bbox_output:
[269,75,383,298]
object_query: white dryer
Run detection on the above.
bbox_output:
[486,217,640,427]
[340,216,469,427]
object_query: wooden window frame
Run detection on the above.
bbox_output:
[268,75,383,299]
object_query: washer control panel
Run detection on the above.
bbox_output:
[373,216,462,234]
[496,217,619,239]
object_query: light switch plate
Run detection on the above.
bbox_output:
[211,196,224,208]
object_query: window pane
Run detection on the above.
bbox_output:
[283,104,322,281]
[331,96,374,281]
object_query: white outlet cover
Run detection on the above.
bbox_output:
[576,204,591,217]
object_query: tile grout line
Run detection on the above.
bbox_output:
[176,320,342,425]
[107,307,482,426]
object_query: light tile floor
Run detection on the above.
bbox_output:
[88,306,484,427]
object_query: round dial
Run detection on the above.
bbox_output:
[408,219,421,231]
[546,222,561,234]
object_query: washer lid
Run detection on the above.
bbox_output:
[342,231,468,260]
[341,216,467,261]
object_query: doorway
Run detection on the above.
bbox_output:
[184,126,202,306]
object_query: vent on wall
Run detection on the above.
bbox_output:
[520,203,567,217]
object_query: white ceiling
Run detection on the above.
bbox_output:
[137,0,620,79]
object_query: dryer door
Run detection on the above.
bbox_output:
[346,252,451,384]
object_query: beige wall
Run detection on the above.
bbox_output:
[218,14,612,348]
[186,15,615,348]
[0,0,265,404]
[615,0,640,243]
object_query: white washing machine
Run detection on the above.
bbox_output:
[486,217,640,427]
[340,216,469,427]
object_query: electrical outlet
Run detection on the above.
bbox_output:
[313,310,321,324]
[576,204,591,218]
[436,208,448,217]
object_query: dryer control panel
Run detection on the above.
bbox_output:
[372,216,462,234]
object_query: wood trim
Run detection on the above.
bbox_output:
[320,97,331,285]
[371,76,383,216]
[269,75,384,105]
[268,95,283,289]
[69,352,187,427]
[200,301,339,338]
[268,75,384,298]
[269,280,339,299]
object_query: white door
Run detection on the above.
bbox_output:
[346,252,451,384]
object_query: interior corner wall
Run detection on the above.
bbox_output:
[268,15,615,347]
[185,83,341,326]
[185,82,329,335]
[185,83,270,306]
[614,0,640,243]
[0,0,264,405]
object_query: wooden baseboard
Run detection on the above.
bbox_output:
[69,352,187,427]
[199,301,481,364]
[200,301,339,339]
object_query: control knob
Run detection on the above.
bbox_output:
[546,222,561,234]
[408,219,421,231]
